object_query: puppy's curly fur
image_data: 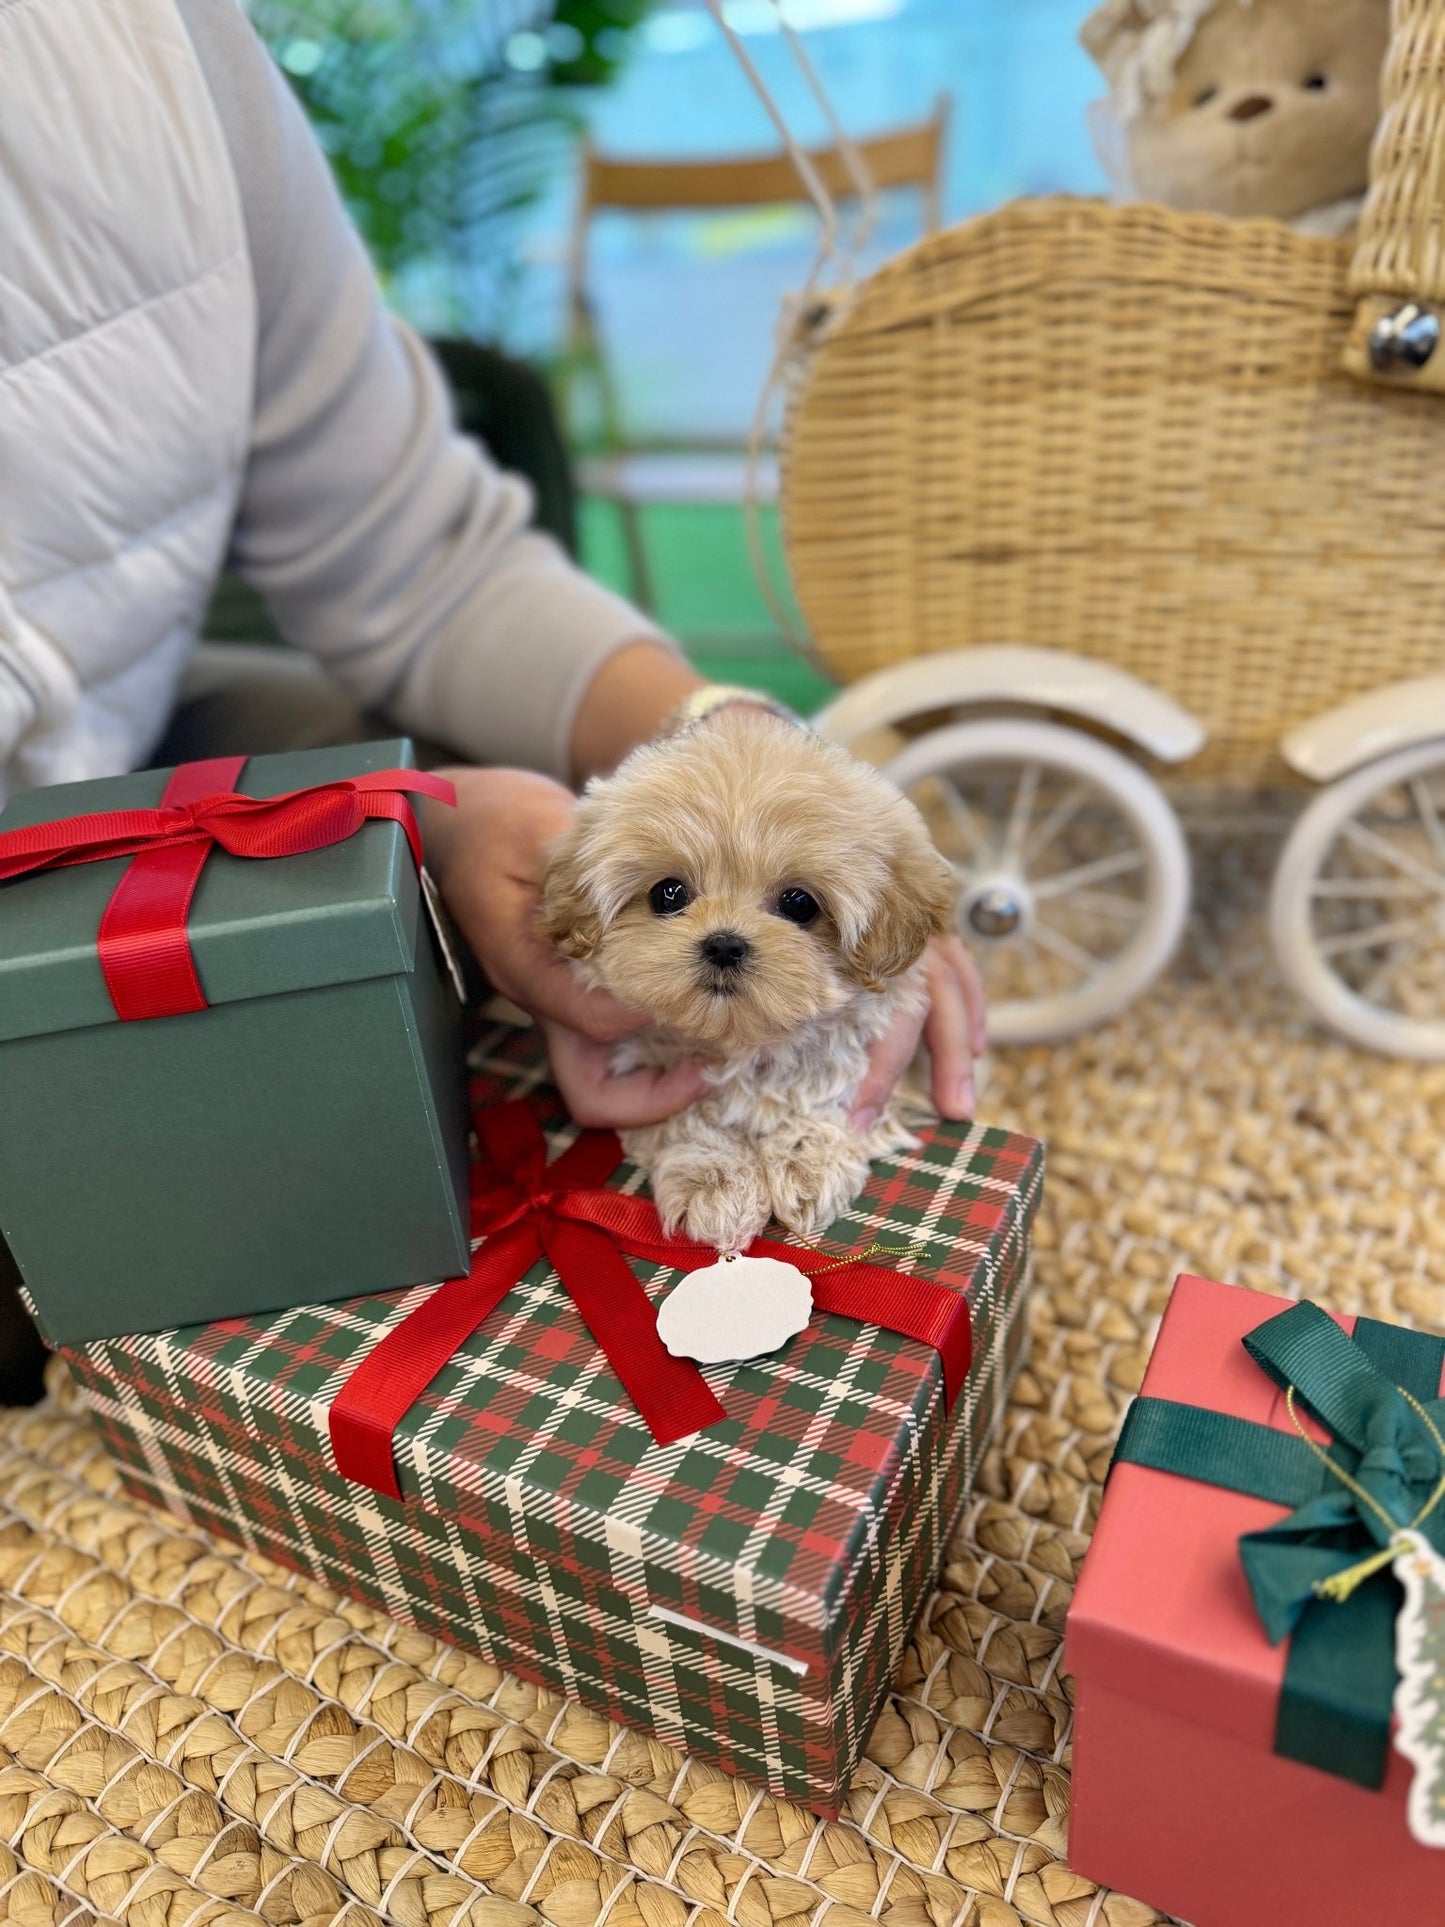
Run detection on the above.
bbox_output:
[542,713,957,1251]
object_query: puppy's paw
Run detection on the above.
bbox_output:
[652,1149,770,1253]
[760,1122,870,1242]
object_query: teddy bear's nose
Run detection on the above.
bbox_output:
[1228,93,1274,122]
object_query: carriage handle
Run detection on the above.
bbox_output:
[1344,0,1445,389]
[698,0,877,664]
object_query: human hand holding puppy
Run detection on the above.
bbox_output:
[424,766,711,1126]
[540,712,978,1251]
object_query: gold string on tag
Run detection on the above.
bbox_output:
[1284,1383,1445,1604]
[791,1234,925,1276]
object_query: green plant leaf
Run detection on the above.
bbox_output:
[247,0,652,339]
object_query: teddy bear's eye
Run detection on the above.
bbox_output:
[649,878,692,916]
[1193,84,1218,108]
[1302,73,1328,91]
[775,888,820,927]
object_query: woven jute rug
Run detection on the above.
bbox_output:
[0,808,1441,1927]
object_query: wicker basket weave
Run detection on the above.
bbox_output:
[781,4,1445,789]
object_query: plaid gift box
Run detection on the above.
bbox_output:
[58,1022,1043,1815]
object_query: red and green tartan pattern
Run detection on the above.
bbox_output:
[60,1021,1042,1813]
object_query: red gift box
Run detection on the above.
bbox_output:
[1067,1274,1445,1927]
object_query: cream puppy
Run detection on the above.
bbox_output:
[542,712,956,1251]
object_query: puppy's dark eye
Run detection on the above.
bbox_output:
[1193,84,1218,107]
[1302,73,1328,91]
[649,878,692,916]
[775,887,820,926]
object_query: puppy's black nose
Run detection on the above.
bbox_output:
[700,930,751,971]
[1228,93,1273,121]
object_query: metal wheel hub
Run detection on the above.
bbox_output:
[962,875,1032,943]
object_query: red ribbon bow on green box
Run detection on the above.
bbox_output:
[0,754,455,1021]
[329,1099,974,1489]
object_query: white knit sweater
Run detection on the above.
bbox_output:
[0,0,661,805]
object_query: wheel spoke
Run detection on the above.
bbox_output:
[1316,909,1439,960]
[1032,849,1146,902]
[1020,946,1050,998]
[1023,782,1089,866]
[929,777,993,865]
[1339,819,1445,895]
[1029,917,1101,978]
[986,933,1051,999]
[1410,777,1445,872]
[1359,949,1404,1007]
[1310,876,1436,901]
[1001,761,1041,865]
[1063,888,1145,924]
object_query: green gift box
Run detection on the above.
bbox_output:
[0,740,470,1346]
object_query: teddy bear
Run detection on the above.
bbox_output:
[1080,0,1390,237]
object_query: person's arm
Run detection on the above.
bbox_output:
[179,0,677,784]
[567,642,705,784]
[180,0,982,1126]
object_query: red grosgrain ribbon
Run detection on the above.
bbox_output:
[0,757,456,1021]
[328,1098,974,1497]
[96,755,247,1020]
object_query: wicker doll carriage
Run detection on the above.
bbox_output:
[783,2,1445,1059]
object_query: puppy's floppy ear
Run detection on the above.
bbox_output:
[843,813,957,990]
[541,823,603,961]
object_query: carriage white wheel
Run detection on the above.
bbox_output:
[883,719,1191,1045]
[1269,738,1445,1060]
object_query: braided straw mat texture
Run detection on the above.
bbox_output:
[0,808,1441,1927]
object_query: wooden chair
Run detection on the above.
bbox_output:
[566,98,950,612]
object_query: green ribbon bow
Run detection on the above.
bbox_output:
[1113,1300,1445,1788]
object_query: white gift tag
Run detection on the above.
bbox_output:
[657,1255,813,1365]
[419,865,468,1005]
[1393,1529,1445,1845]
